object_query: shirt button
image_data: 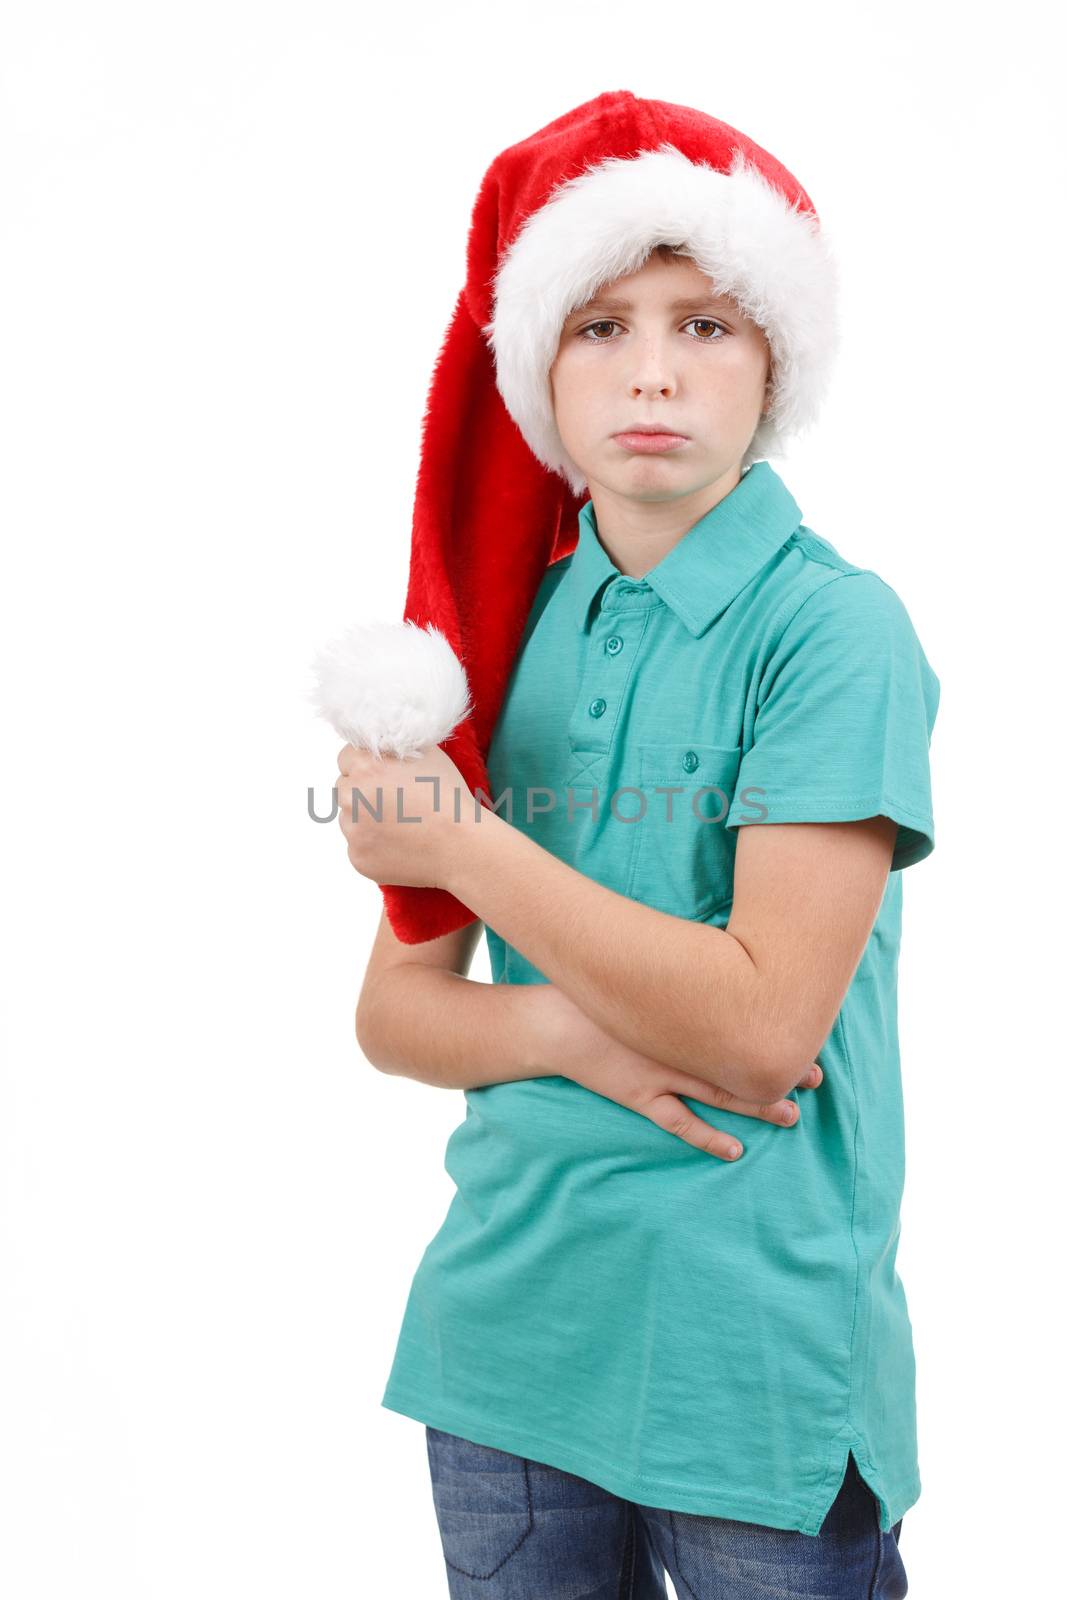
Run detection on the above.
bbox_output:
[589,697,607,718]
[682,750,699,773]
[605,635,624,656]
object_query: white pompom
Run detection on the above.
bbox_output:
[308,620,473,760]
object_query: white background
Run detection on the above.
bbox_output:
[1,4,1061,1595]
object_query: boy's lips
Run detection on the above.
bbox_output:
[612,430,690,454]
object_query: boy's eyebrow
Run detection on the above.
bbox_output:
[569,293,735,316]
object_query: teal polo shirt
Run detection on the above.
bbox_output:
[381,460,940,1536]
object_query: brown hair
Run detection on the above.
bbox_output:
[649,241,692,263]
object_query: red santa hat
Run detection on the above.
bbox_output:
[313,89,839,944]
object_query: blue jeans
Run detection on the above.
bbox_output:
[425,1426,907,1598]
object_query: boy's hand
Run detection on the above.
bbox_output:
[334,742,474,891]
[529,983,822,1162]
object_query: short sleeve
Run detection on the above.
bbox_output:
[725,571,940,871]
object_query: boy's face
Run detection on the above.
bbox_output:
[549,253,772,502]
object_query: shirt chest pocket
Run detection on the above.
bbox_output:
[625,742,743,920]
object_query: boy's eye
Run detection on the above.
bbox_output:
[580,320,618,341]
[576,317,725,343]
[686,318,724,341]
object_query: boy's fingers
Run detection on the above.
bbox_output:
[675,1075,799,1126]
[669,1065,824,1127]
[644,1095,744,1161]
[636,1063,826,1152]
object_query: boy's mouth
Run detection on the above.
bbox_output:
[612,429,690,454]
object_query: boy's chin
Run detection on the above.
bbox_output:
[588,451,736,502]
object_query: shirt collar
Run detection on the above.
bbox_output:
[564,460,803,638]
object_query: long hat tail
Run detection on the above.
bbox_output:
[383,287,583,944]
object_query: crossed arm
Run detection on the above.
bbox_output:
[355,809,898,1106]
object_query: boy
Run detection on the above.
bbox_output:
[336,93,935,1598]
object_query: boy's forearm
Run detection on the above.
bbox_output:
[444,810,778,1103]
[356,965,558,1091]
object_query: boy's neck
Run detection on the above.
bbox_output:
[586,460,745,578]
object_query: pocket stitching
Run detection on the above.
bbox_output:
[427,1432,535,1579]
[639,742,743,785]
[628,745,742,914]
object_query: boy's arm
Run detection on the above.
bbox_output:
[356,906,572,1090]
[441,808,898,1104]
[355,909,522,1087]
